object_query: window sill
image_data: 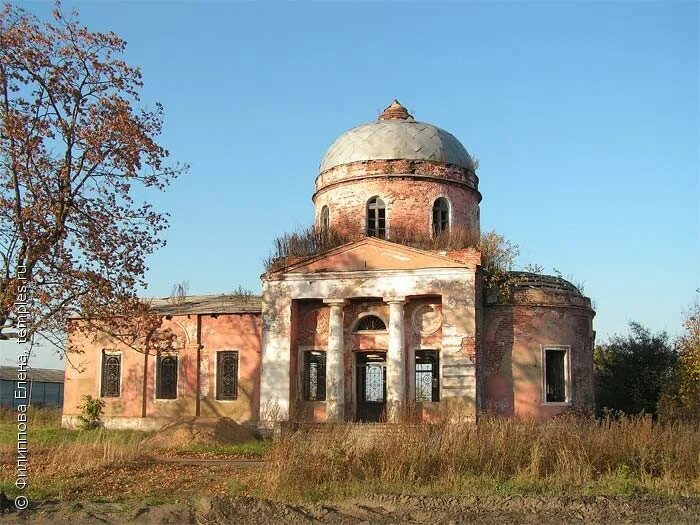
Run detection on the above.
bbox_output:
[154,398,179,403]
[541,401,571,406]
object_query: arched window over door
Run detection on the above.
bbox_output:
[367,197,386,239]
[432,198,450,235]
[320,206,330,232]
[354,315,387,332]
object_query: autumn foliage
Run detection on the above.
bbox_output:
[0,3,187,344]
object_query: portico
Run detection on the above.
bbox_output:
[259,237,480,427]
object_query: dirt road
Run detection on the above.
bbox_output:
[3,494,700,524]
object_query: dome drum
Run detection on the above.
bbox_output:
[314,100,481,241]
[314,177,481,241]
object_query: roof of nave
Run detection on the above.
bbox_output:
[508,271,582,294]
[148,294,262,315]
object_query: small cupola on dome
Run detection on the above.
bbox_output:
[378,100,414,121]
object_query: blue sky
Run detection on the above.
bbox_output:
[8,1,699,369]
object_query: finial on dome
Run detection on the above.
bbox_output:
[379,99,414,121]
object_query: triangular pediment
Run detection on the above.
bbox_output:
[275,237,471,274]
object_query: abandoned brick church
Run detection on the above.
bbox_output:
[62,101,596,430]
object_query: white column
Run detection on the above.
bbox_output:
[259,282,292,430]
[324,299,345,422]
[385,297,406,422]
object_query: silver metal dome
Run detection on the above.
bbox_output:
[319,102,473,173]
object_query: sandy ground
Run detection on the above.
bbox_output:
[3,494,700,524]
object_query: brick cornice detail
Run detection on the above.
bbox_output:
[313,172,482,204]
[315,158,478,193]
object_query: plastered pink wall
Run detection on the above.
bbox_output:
[481,289,595,421]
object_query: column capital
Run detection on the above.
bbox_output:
[323,298,347,306]
[384,296,406,305]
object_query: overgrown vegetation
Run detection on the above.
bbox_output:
[594,322,677,417]
[263,222,483,272]
[263,224,522,301]
[0,405,61,425]
[0,416,264,502]
[657,298,700,421]
[264,414,700,501]
[478,230,520,300]
[593,303,700,423]
[1,412,699,506]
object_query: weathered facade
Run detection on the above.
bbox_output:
[63,297,262,430]
[62,101,595,430]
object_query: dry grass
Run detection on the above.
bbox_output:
[0,405,62,425]
[3,411,699,504]
[0,415,266,502]
[36,432,146,476]
[264,414,700,500]
[263,223,480,271]
[0,424,147,485]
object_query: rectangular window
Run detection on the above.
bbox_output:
[415,350,440,402]
[303,351,326,401]
[101,352,121,397]
[544,348,568,403]
[216,351,239,400]
[156,354,178,399]
[367,199,387,239]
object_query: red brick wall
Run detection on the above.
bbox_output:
[313,158,480,239]
[315,159,478,192]
[314,176,481,239]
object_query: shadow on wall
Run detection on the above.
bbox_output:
[199,314,262,424]
[66,313,263,427]
[482,307,515,417]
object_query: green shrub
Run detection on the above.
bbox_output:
[77,395,105,430]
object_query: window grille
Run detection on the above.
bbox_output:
[101,353,121,397]
[355,315,386,332]
[303,351,326,401]
[415,350,440,402]
[217,351,239,400]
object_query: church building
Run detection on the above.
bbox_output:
[62,101,596,430]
